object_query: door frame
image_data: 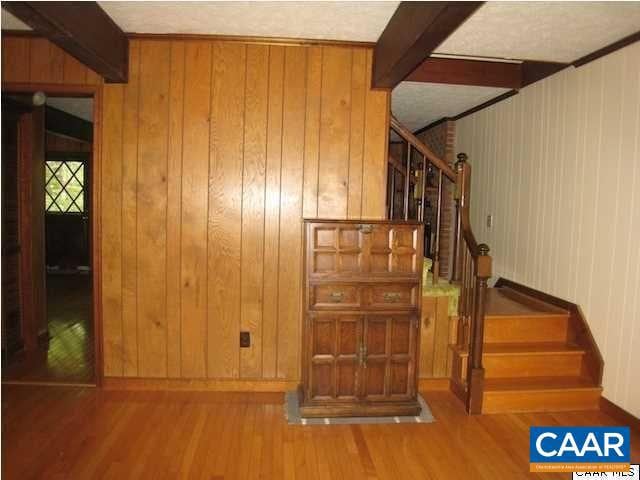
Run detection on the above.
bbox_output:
[2,83,103,386]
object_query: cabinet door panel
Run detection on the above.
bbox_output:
[307,314,362,402]
[369,225,421,276]
[361,314,417,401]
[364,358,387,397]
[308,223,364,276]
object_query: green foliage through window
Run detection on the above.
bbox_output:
[45,160,85,213]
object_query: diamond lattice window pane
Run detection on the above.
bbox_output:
[45,160,86,213]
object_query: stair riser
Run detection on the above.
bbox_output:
[482,388,601,414]
[484,316,568,343]
[482,354,583,378]
[455,352,584,379]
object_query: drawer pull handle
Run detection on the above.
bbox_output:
[329,292,345,302]
[357,223,373,234]
[383,292,402,302]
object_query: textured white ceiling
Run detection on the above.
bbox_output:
[47,97,94,123]
[392,82,510,132]
[98,1,399,41]
[1,9,30,30]
[436,2,640,63]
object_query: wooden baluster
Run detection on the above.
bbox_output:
[389,164,396,219]
[466,243,491,415]
[459,244,468,317]
[432,169,443,284]
[420,156,427,223]
[404,143,411,220]
[451,153,467,282]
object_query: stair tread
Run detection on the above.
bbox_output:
[455,342,585,356]
[484,376,600,392]
[486,288,568,317]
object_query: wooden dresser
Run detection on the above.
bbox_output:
[300,219,424,417]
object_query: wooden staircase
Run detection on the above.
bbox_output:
[451,285,602,414]
[388,116,603,415]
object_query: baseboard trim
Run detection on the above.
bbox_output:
[419,378,451,391]
[2,380,96,388]
[102,377,298,392]
[600,396,640,432]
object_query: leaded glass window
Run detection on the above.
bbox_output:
[45,160,85,213]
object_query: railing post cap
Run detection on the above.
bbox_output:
[479,243,490,255]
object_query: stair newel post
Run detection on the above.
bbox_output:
[467,243,492,414]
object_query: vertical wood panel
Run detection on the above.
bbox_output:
[101,84,124,376]
[420,297,437,376]
[362,50,389,219]
[456,42,640,417]
[208,42,246,378]
[2,37,30,83]
[63,52,88,84]
[262,46,285,379]
[121,40,141,376]
[318,47,351,219]
[29,38,52,83]
[180,41,211,378]
[347,49,367,219]
[302,46,323,219]
[166,41,186,378]
[49,43,65,83]
[277,47,307,379]
[136,41,170,377]
[240,44,269,378]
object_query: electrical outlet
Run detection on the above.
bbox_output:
[486,214,493,229]
[240,331,251,348]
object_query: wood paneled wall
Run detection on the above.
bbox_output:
[2,36,390,382]
[2,36,102,85]
[456,41,640,416]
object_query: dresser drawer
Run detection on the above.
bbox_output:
[367,284,418,310]
[310,284,362,310]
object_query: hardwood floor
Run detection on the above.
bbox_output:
[2,385,638,479]
[2,274,94,384]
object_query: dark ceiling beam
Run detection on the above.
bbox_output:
[372,1,483,89]
[406,57,521,88]
[573,30,640,68]
[406,57,568,89]
[521,60,567,87]
[3,1,128,83]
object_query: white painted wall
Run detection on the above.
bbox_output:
[456,41,640,416]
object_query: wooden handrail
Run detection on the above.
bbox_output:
[387,117,491,414]
[390,115,457,181]
[452,153,492,414]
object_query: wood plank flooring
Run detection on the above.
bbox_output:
[2,274,94,384]
[2,385,638,479]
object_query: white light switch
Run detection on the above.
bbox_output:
[486,214,493,229]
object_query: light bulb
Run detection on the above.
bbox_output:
[32,91,46,106]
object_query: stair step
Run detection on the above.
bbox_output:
[454,342,585,378]
[482,376,601,414]
[456,342,584,356]
[484,313,569,343]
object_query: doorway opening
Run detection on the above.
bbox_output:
[2,93,96,385]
